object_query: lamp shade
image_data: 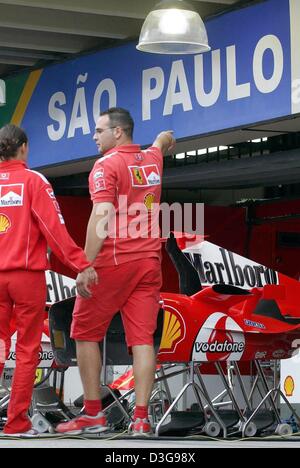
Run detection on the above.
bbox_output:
[137,0,210,55]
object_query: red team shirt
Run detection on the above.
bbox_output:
[0,160,90,272]
[89,144,163,267]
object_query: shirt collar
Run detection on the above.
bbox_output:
[0,160,27,170]
[104,144,141,156]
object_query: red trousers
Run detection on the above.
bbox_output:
[0,271,46,434]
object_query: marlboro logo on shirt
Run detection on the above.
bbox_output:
[0,184,24,207]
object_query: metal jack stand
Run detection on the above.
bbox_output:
[149,366,173,425]
[31,369,74,434]
[155,362,227,438]
[0,393,9,415]
[232,362,254,414]
[242,360,300,437]
[194,366,231,436]
[231,362,277,435]
[215,362,257,437]
[102,364,198,429]
[153,366,173,408]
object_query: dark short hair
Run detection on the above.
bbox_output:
[100,107,134,139]
[0,124,28,161]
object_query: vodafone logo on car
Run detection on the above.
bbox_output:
[192,313,245,362]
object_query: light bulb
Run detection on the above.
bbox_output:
[159,9,189,35]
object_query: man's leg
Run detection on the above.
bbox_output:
[132,344,156,407]
[55,339,109,433]
[76,341,102,401]
[55,339,108,434]
[0,274,13,382]
[70,270,121,417]
[4,272,46,434]
[121,258,162,435]
[55,284,116,433]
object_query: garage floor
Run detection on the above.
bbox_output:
[1,433,300,448]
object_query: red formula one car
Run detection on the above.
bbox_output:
[157,233,300,365]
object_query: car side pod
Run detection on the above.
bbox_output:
[191,285,253,309]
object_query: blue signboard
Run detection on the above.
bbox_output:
[18,0,299,168]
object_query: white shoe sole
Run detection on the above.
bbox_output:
[0,432,39,438]
[56,425,109,436]
[129,430,152,437]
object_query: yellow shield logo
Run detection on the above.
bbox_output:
[160,309,184,352]
[144,193,155,211]
[284,375,295,397]
[0,214,11,234]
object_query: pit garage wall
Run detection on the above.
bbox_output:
[52,197,248,290]
[54,196,300,290]
[248,198,300,280]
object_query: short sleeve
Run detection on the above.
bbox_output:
[143,146,163,169]
[89,160,117,204]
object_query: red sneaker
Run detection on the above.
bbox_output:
[128,418,152,437]
[55,412,108,435]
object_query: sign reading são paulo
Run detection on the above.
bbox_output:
[4,0,300,168]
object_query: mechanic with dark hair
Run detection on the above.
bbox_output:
[0,124,97,436]
[56,108,175,437]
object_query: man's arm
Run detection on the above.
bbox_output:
[83,202,115,262]
[31,182,98,298]
[76,202,114,295]
[153,130,176,156]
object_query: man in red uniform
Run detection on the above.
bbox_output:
[0,124,97,436]
[57,108,175,436]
